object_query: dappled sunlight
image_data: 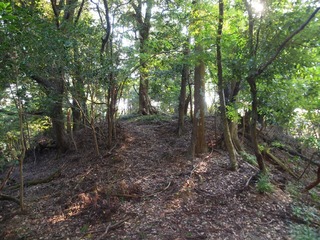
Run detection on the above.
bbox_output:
[48,213,67,224]
[192,158,210,174]
[47,193,92,224]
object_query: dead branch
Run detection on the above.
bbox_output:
[96,223,111,240]
[258,131,320,167]
[263,149,299,179]
[0,193,20,204]
[113,181,172,199]
[142,181,172,198]
[87,215,131,237]
[8,169,61,190]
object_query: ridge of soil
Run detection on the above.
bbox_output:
[0,116,319,239]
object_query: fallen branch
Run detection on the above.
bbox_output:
[87,215,131,237]
[263,149,299,179]
[113,181,172,199]
[9,169,61,190]
[0,193,20,204]
[96,223,111,240]
[142,181,172,198]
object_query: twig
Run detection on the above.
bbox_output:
[87,215,131,237]
[104,143,118,156]
[0,193,20,204]
[74,168,93,190]
[96,223,111,240]
[113,181,172,199]
[142,181,172,198]
[245,175,255,188]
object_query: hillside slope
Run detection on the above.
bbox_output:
[0,116,319,239]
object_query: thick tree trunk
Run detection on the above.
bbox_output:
[50,89,69,152]
[191,47,208,157]
[132,0,155,115]
[248,79,266,173]
[138,70,153,115]
[31,75,69,152]
[229,121,243,152]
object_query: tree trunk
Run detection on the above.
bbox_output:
[138,69,153,115]
[216,0,238,170]
[71,78,87,132]
[31,75,69,152]
[177,42,190,136]
[50,86,69,152]
[132,0,155,115]
[248,78,266,173]
[107,71,118,148]
[191,46,208,157]
[229,121,243,152]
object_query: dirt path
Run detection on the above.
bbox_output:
[0,118,299,239]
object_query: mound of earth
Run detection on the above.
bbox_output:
[0,116,319,239]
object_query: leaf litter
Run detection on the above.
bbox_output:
[0,116,319,239]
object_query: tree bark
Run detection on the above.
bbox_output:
[216,0,238,170]
[72,46,88,132]
[191,45,208,157]
[177,41,190,136]
[31,75,69,152]
[132,0,155,115]
[229,121,243,152]
[248,78,266,173]
[50,84,69,152]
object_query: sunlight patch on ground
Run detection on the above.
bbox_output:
[48,192,94,224]
[48,213,67,224]
[193,159,209,174]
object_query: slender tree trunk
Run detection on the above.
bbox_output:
[107,71,118,148]
[178,41,190,136]
[188,81,193,121]
[71,86,87,132]
[17,100,25,211]
[71,44,87,132]
[216,0,238,170]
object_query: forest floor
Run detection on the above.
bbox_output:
[0,115,320,240]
